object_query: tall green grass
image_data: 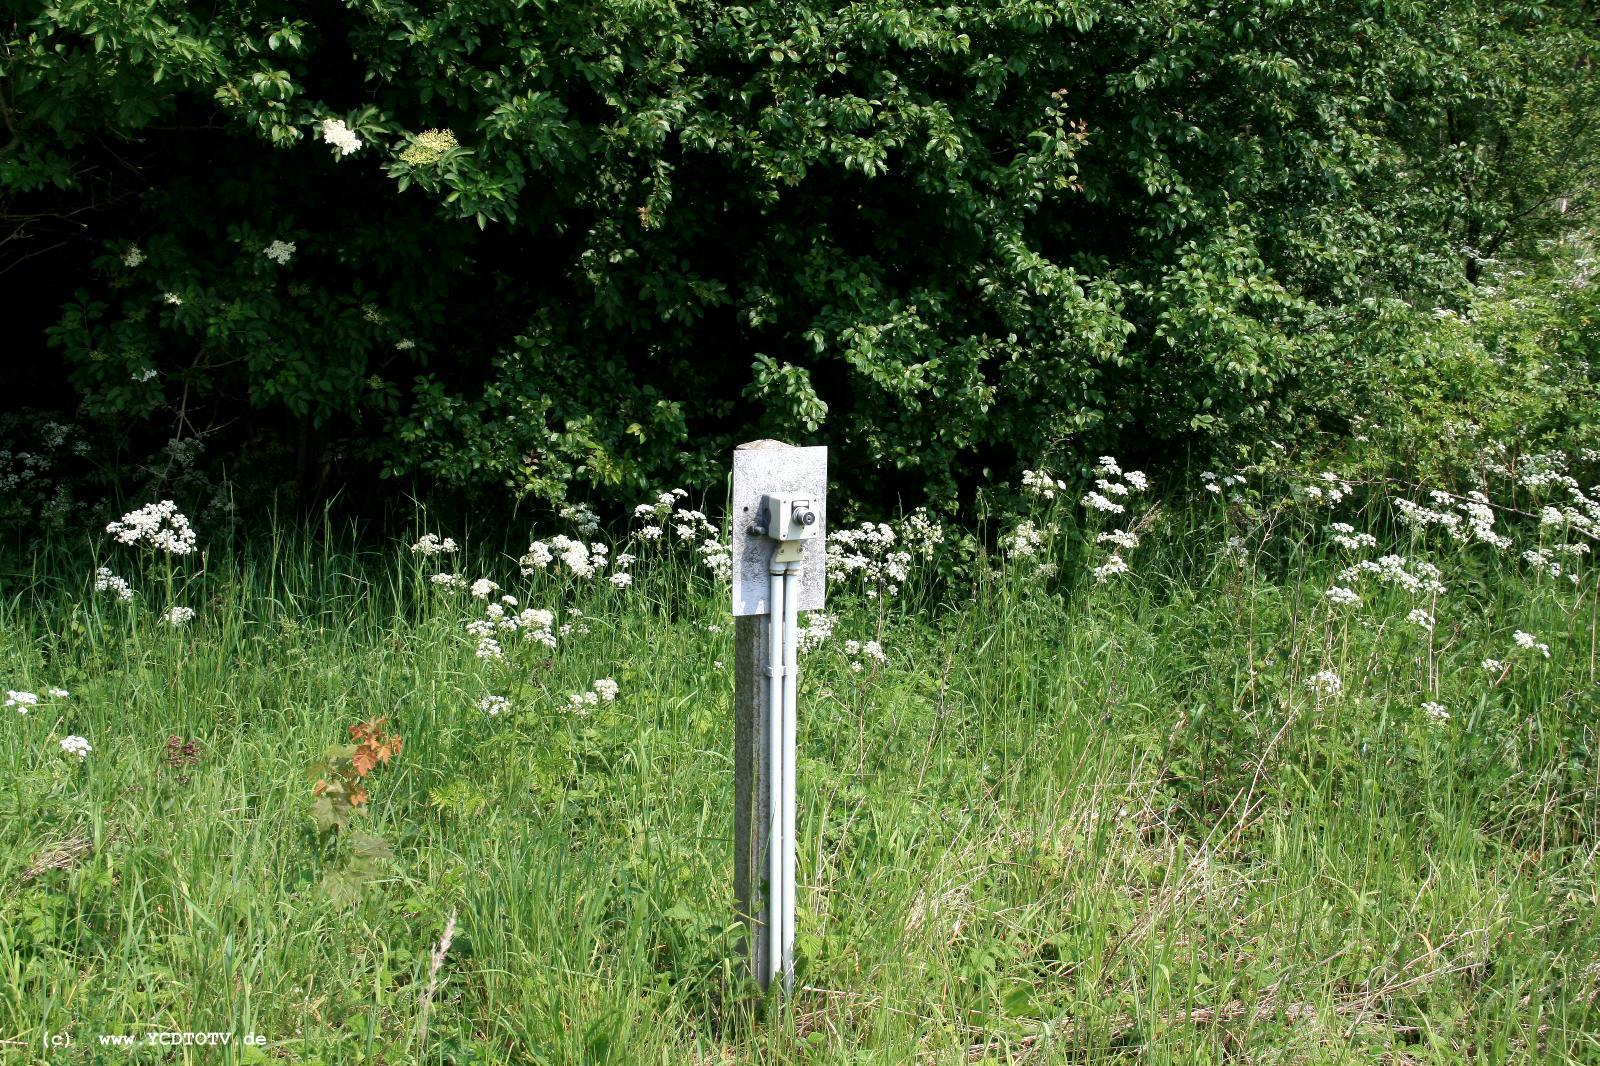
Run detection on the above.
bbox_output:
[1,460,1597,1064]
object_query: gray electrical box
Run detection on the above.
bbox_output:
[730,441,827,617]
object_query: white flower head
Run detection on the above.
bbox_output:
[1512,630,1551,658]
[122,244,145,268]
[161,605,195,626]
[94,567,135,601]
[320,117,363,157]
[1306,670,1343,698]
[106,501,197,555]
[263,240,296,265]
[6,690,40,713]
[60,735,92,759]
[478,695,511,717]
[411,533,460,556]
[1421,701,1450,723]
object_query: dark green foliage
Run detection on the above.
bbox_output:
[3,0,1596,508]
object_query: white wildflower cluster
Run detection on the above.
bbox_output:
[470,578,500,599]
[7,690,40,713]
[430,572,468,591]
[842,639,887,673]
[478,695,511,717]
[796,611,836,652]
[1482,658,1505,674]
[1022,468,1069,499]
[60,735,92,759]
[123,244,145,268]
[263,240,296,265]
[1083,458,1150,583]
[1407,608,1435,632]
[1337,555,1446,597]
[634,495,731,579]
[320,117,362,156]
[519,535,614,581]
[94,567,134,601]
[568,678,619,709]
[1512,630,1551,658]
[1421,701,1451,723]
[558,502,601,536]
[1002,519,1047,559]
[161,605,195,626]
[827,508,943,598]
[106,500,197,555]
[1520,547,1578,581]
[0,448,50,492]
[411,533,460,556]
[1299,472,1353,505]
[466,598,558,659]
[1328,522,1378,551]
[830,522,911,594]
[1200,470,1247,500]
[1394,492,1512,550]
[1305,670,1343,698]
[1324,586,1361,607]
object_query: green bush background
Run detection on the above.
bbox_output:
[2,0,1597,512]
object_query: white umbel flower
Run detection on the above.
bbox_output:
[60,735,92,758]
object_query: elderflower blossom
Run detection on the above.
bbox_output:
[161,605,195,626]
[411,533,460,556]
[106,500,197,555]
[559,503,601,536]
[94,567,134,601]
[1306,670,1343,698]
[60,735,92,759]
[478,695,511,717]
[122,244,145,268]
[320,117,362,156]
[263,240,296,265]
[1325,586,1361,607]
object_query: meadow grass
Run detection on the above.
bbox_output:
[1,459,1598,1064]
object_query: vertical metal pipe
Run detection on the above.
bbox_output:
[780,563,800,993]
[766,567,786,986]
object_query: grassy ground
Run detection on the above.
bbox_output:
[2,451,1598,1064]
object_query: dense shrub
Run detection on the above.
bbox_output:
[3,0,1596,512]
